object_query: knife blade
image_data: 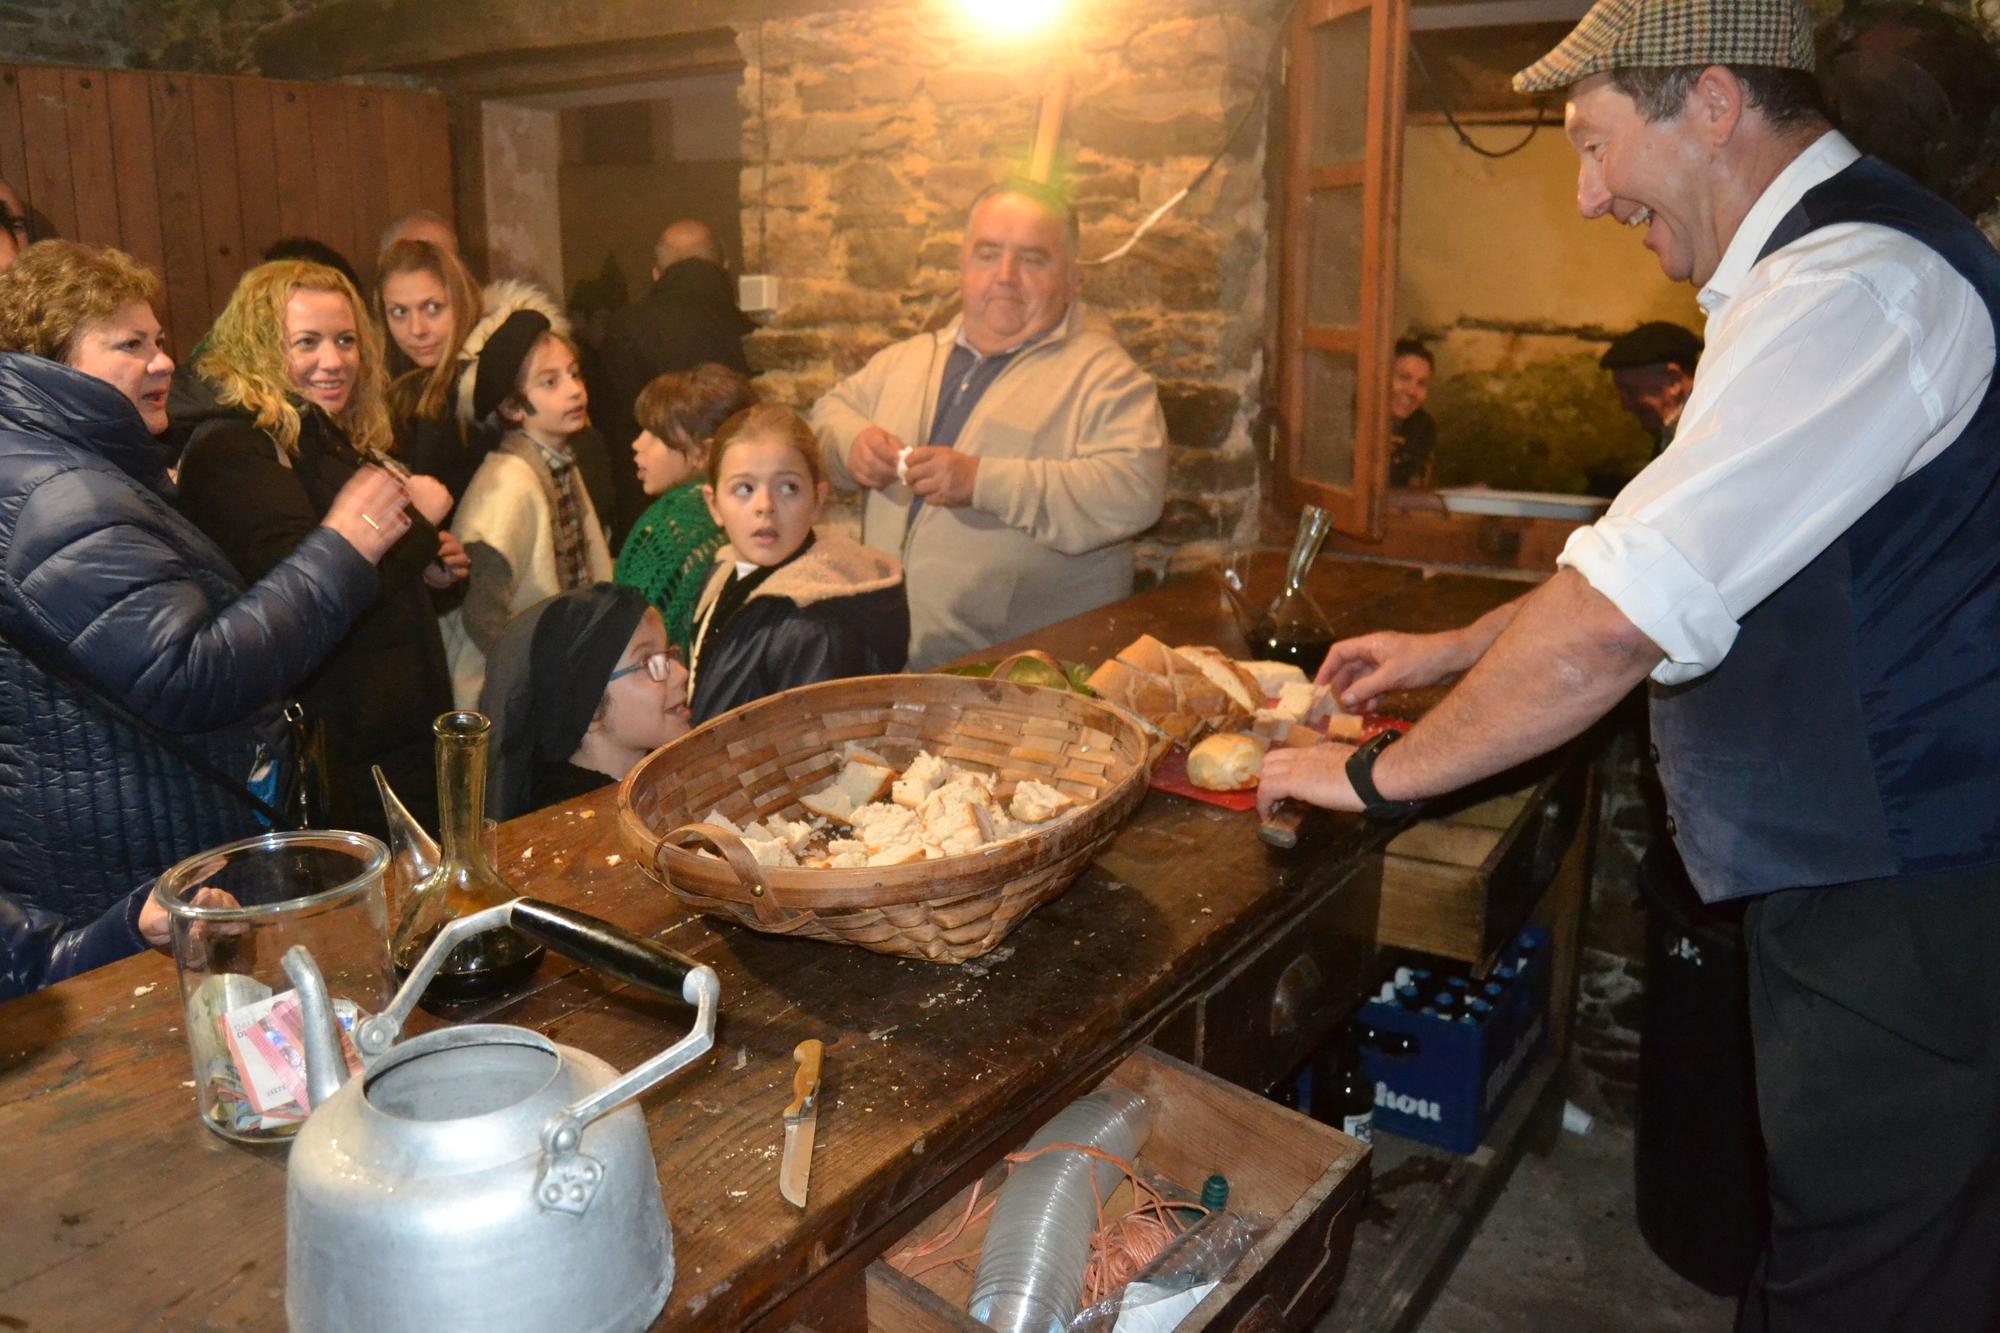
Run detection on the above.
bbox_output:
[779,1039,823,1209]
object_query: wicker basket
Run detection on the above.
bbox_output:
[616,666,1154,963]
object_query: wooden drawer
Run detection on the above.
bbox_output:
[1375,754,1585,969]
[1153,866,1381,1094]
[865,1046,1369,1332]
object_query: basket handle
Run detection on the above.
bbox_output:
[660,823,790,926]
[988,649,1067,684]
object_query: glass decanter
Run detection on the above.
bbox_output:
[390,711,543,1009]
[1247,504,1339,671]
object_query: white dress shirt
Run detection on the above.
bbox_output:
[1559,131,1997,685]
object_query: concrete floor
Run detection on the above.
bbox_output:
[1414,1090,1738,1333]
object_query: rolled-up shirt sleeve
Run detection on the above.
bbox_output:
[1558,223,1993,686]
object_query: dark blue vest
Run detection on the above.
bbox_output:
[1651,157,2000,903]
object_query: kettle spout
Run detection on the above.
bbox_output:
[282,945,348,1110]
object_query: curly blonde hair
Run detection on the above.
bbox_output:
[196,260,391,457]
[0,241,161,363]
[375,238,482,423]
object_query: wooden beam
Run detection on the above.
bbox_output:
[253,0,903,81]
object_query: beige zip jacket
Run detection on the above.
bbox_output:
[811,304,1167,669]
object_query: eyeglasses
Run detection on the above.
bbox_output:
[608,650,681,683]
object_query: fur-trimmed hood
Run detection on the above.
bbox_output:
[696,531,903,614]
[455,279,571,426]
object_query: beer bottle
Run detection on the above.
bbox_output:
[1311,1024,1375,1144]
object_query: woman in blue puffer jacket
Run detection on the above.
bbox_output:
[0,241,414,926]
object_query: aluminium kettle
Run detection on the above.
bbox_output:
[281,898,721,1333]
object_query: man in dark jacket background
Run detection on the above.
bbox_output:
[595,220,754,542]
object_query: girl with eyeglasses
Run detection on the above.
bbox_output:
[479,583,692,819]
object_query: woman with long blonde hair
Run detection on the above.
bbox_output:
[375,238,486,497]
[173,259,468,837]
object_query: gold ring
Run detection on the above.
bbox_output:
[362,513,381,531]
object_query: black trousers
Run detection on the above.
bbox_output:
[1738,863,2000,1332]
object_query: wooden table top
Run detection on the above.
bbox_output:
[0,557,1529,1331]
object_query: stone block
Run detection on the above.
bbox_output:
[759,212,836,275]
[1071,161,1142,205]
[1126,15,1232,68]
[1158,381,1241,451]
[772,112,875,162]
[1069,101,1229,163]
[920,160,1006,214]
[798,72,858,115]
[843,225,924,290]
[746,328,849,373]
[1170,445,1258,492]
[744,163,821,211]
[925,67,1022,106]
[832,159,907,212]
[1145,496,1224,543]
[917,235,961,270]
[767,279,904,330]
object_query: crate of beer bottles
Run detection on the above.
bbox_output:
[1356,926,1551,1154]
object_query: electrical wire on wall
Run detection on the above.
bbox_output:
[1407,43,1549,160]
[755,17,769,273]
[1079,0,1301,266]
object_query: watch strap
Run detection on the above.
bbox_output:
[1347,729,1422,820]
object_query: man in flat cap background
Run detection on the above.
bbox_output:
[1588,320,1701,494]
[1262,0,2000,1325]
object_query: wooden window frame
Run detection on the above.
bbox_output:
[1275,0,1411,541]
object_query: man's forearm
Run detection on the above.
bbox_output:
[1374,570,1660,801]
[1450,597,1525,672]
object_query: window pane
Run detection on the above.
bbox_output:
[1301,347,1357,489]
[1310,12,1372,168]
[1308,186,1363,329]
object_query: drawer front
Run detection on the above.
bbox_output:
[1476,757,1586,965]
[1192,866,1382,1092]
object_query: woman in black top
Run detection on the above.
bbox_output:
[174,260,468,838]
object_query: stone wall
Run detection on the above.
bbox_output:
[731,0,1282,579]
[0,0,321,73]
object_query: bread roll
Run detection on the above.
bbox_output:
[1187,732,1267,792]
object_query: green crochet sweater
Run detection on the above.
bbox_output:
[614,482,726,652]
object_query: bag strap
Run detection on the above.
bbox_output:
[0,618,295,829]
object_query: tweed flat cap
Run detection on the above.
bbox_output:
[1513,0,1816,95]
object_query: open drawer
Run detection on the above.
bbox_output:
[865,1046,1369,1332]
[1373,751,1586,969]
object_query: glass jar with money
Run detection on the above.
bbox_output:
[155,830,391,1142]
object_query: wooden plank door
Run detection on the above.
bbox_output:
[0,63,454,361]
[1277,0,1411,539]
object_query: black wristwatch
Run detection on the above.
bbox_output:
[1346,729,1423,821]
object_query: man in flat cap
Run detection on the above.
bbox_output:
[1588,320,1701,493]
[1263,0,2000,1324]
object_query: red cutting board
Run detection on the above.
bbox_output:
[1149,716,1413,813]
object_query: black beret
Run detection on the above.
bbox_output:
[1600,321,1702,373]
[472,308,553,423]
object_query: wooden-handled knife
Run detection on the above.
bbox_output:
[779,1039,823,1209]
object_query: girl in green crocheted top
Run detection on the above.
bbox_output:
[614,364,758,651]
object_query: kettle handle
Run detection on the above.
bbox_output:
[510,898,696,999]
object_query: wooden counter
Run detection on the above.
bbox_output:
[0,557,1535,1331]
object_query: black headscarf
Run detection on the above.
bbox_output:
[479,583,649,820]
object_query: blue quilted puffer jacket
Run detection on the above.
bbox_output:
[0,354,378,924]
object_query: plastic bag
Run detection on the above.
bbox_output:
[1065,1210,1261,1333]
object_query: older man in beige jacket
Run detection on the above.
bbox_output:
[812,183,1167,669]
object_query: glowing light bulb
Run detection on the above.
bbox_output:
[959,0,1065,36]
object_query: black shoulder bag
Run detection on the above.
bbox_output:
[0,622,321,831]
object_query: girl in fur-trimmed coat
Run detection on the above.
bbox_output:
[687,405,908,726]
